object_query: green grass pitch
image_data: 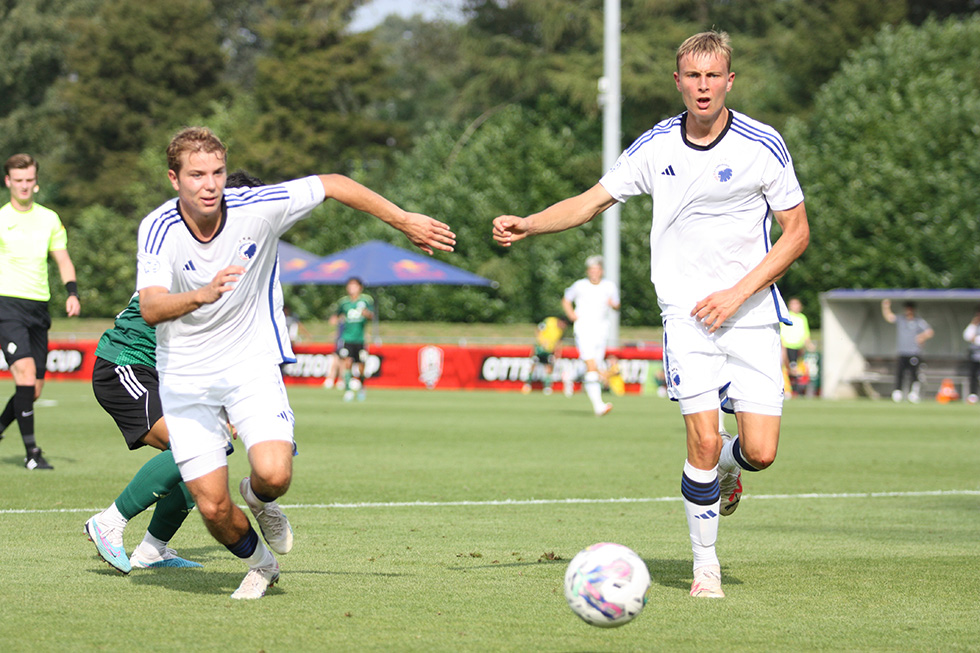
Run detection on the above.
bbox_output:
[1,381,978,652]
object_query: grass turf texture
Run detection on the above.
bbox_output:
[1,382,978,652]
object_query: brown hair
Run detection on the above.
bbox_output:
[4,153,38,176]
[166,127,227,173]
[676,31,732,71]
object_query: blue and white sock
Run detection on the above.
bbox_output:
[681,460,721,570]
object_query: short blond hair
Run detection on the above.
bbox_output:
[676,31,732,71]
[166,126,226,173]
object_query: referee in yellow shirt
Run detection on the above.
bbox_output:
[0,154,81,469]
[779,297,811,397]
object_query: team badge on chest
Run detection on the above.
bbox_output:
[237,237,258,261]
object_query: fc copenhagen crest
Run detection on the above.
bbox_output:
[237,237,258,261]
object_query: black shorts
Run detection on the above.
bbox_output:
[338,342,366,362]
[0,296,51,377]
[92,358,163,450]
[533,346,555,366]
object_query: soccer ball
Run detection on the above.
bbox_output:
[349,378,362,391]
[564,542,650,628]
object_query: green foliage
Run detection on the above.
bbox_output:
[240,0,402,181]
[784,15,980,316]
[54,0,228,214]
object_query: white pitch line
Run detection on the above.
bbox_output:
[2,489,977,515]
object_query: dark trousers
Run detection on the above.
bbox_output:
[894,355,921,393]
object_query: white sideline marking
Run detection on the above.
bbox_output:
[2,489,978,515]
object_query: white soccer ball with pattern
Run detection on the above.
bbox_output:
[564,542,650,628]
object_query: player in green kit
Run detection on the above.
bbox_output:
[85,293,204,572]
[330,277,374,402]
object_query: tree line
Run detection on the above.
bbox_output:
[2,0,977,327]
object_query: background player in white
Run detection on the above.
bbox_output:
[562,255,619,416]
[493,31,809,598]
[137,127,455,599]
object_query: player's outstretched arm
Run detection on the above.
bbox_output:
[139,265,244,326]
[492,183,617,247]
[318,174,455,255]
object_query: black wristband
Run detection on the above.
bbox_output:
[65,281,78,297]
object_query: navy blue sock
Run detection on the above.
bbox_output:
[732,436,760,472]
[226,527,260,559]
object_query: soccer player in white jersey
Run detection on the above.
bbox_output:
[493,31,809,598]
[562,255,619,416]
[137,127,455,599]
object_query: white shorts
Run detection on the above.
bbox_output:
[160,361,295,481]
[574,324,608,363]
[663,317,783,416]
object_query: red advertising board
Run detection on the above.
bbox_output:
[1,340,664,394]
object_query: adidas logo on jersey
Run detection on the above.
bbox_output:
[661,165,676,176]
[182,260,197,271]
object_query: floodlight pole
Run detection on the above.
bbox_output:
[600,0,622,347]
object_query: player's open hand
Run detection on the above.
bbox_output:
[692,288,746,333]
[199,265,245,305]
[399,212,455,255]
[492,215,529,246]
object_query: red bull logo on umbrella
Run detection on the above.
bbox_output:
[393,259,445,280]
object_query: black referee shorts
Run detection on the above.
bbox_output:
[92,357,163,450]
[0,296,51,378]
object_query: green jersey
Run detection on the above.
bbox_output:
[335,294,374,344]
[95,293,156,367]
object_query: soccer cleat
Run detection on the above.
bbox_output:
[24,447,53,470]
[240,478,294,555]
[690,564,724,598]
[230,561,280,600]
[343,390,354,402]
[718,432,742,517]
[85,513,131,574]
[130,546,203,569]
[595,402,613,417]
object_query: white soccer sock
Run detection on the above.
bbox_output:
[718,436,737,475]
[681,460,721,570]
[101,502,129,530]
[140,531,168,554]
[584,371,604,412]
[245,538,276,569]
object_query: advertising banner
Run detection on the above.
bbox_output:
[1,341,664,394]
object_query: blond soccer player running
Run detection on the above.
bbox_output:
[493,31,809,599]
[138,127,455,599]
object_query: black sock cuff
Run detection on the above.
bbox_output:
[732,437,760,472]
[227,527,260,559]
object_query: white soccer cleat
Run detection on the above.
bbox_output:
[690,564,725,598]
[240,478,294,555]
[230,560,280,600]
[595,402,613,417]
[85,513,131,574]
[718,432,742,517]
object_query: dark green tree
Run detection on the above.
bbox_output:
[783,15,980,319]
[54,0,228,214]
[238,0,404,182]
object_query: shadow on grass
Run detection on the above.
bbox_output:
[644,557,742,592]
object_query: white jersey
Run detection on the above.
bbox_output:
[136,176,325,376]
[564,278,619,332]
[599,110,804,327]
